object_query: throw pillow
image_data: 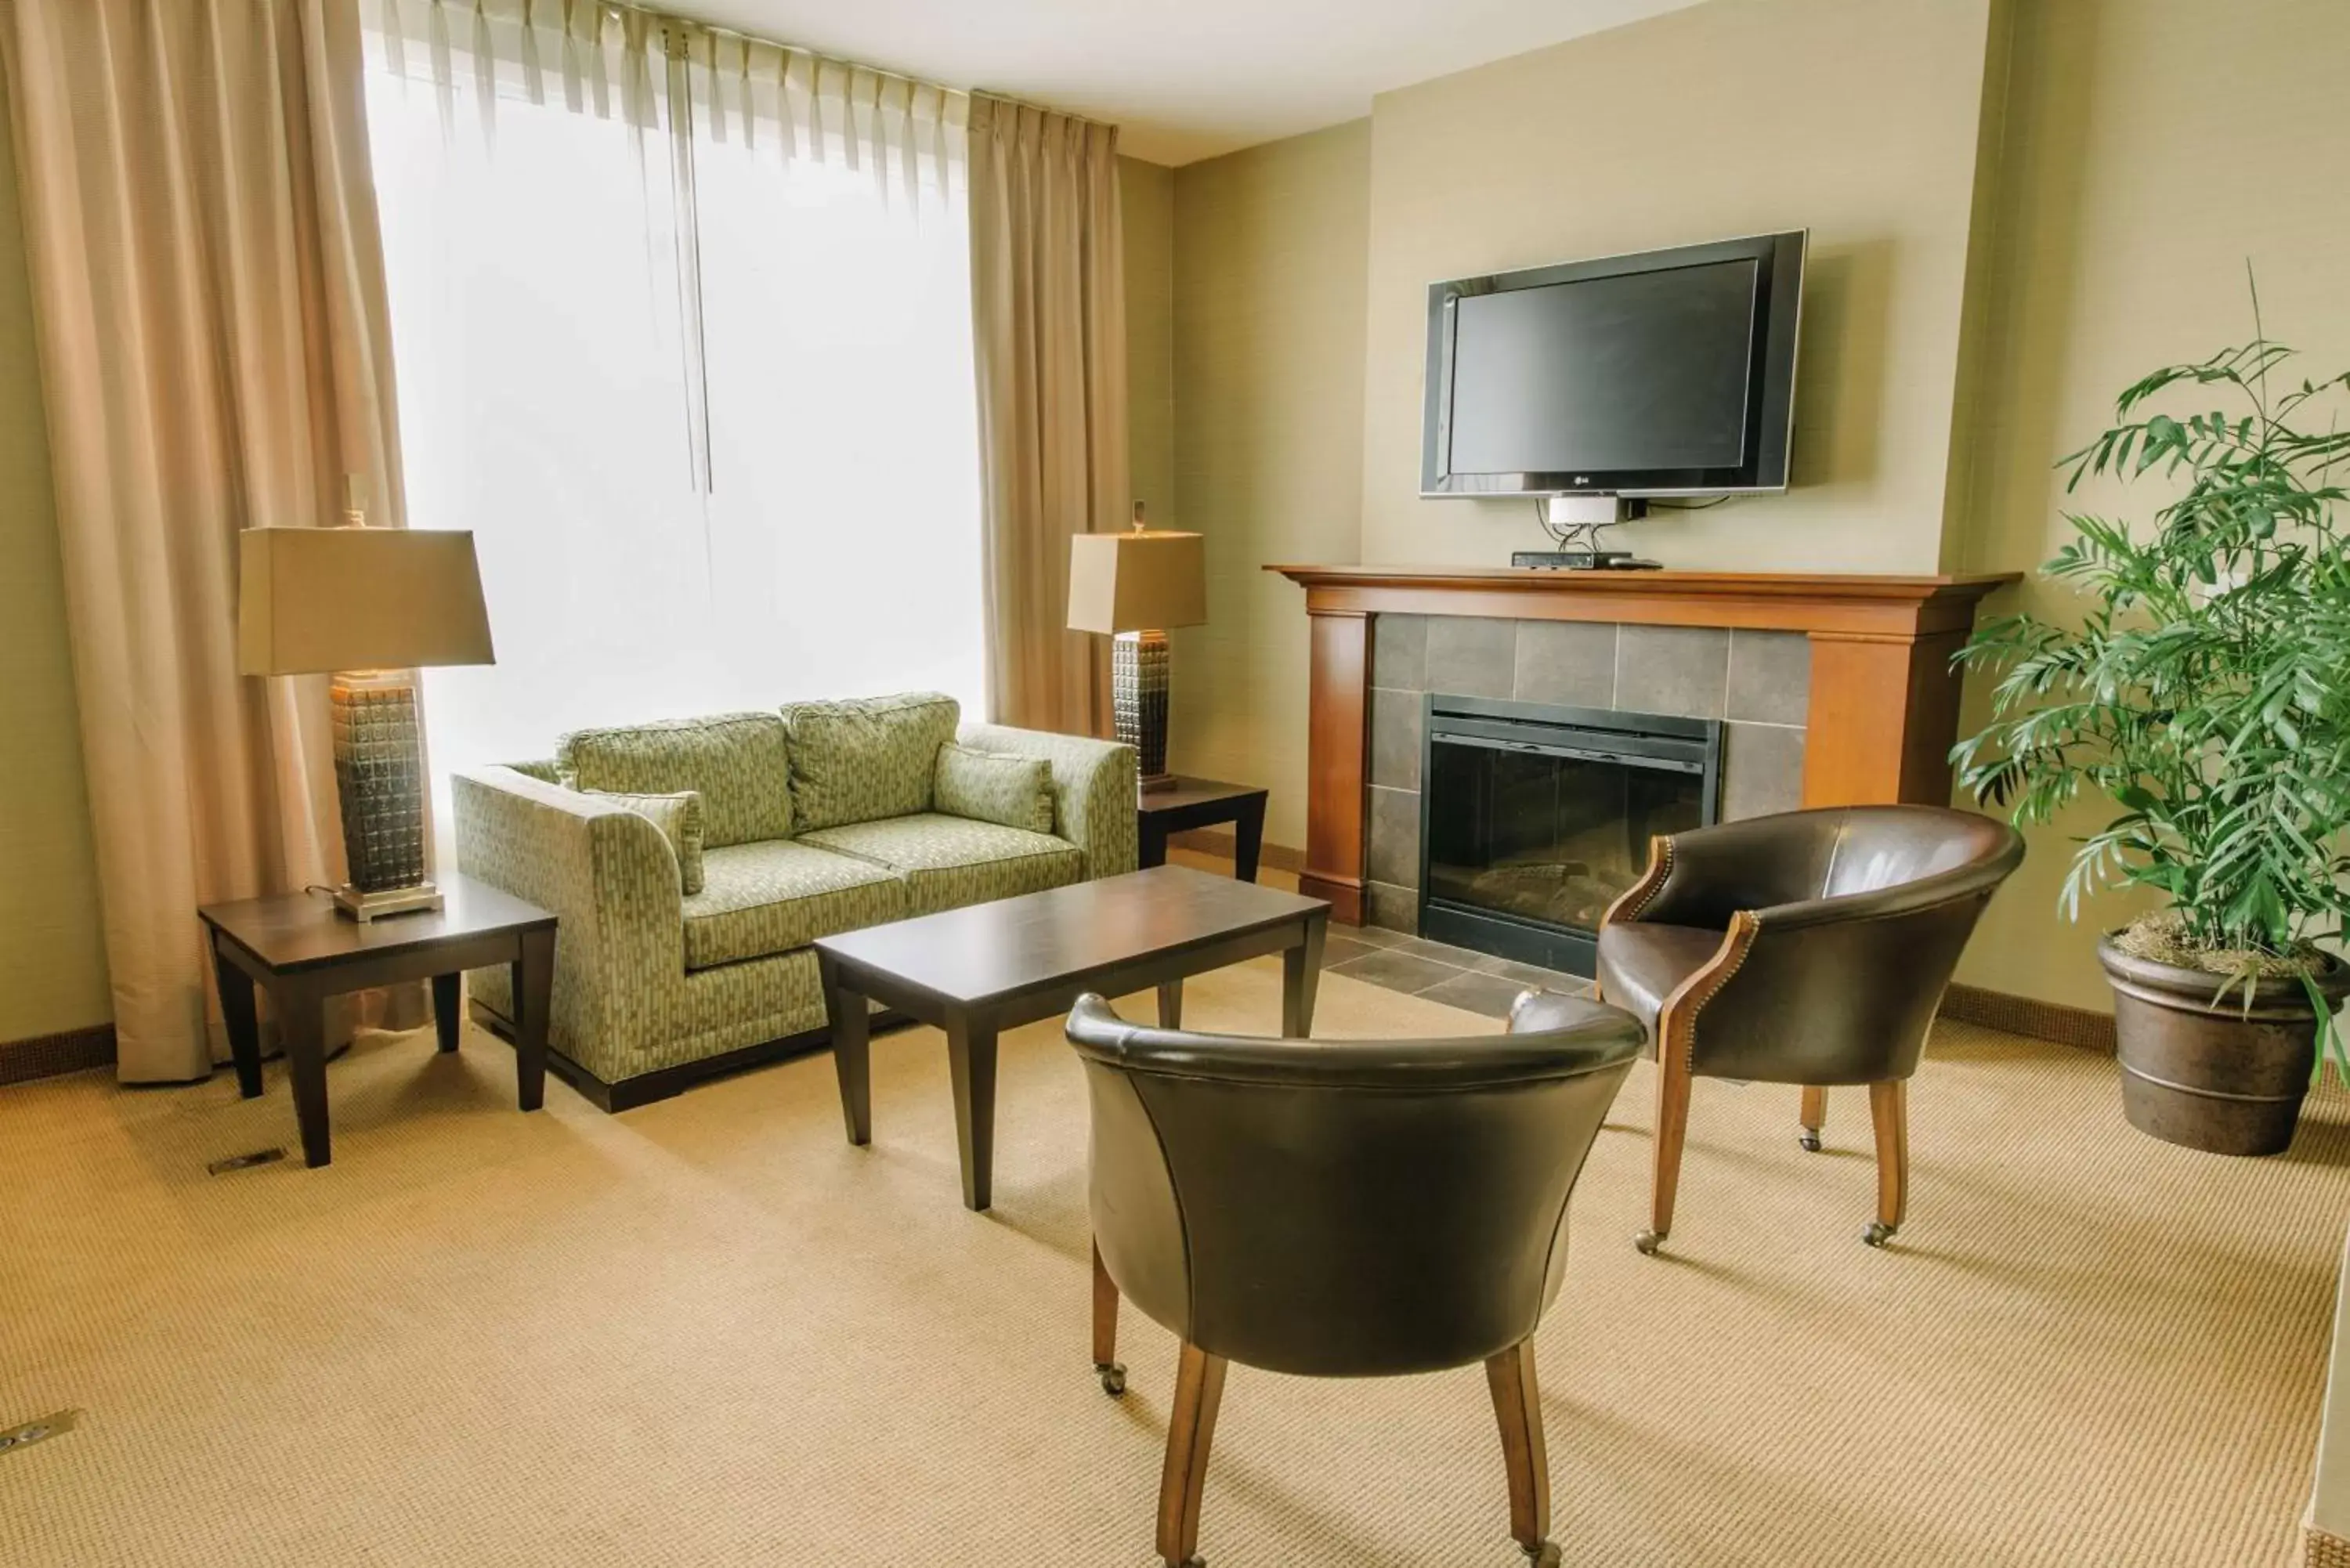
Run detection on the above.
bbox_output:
[557,712,791,847]
[585,789,707,894]
[934,742,1056,836]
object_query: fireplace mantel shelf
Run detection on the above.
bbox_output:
[1266,565,2019,640]
[1267,562,2022,925]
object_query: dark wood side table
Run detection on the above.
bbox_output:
[199,875,558,1168]
[1137,777,1270,882]
[815,865,1328,1211]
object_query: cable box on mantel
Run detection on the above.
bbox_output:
[1511,550,1663,571]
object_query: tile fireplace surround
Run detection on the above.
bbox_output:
[1270,565,2019,928]
[1368,617,1805,934]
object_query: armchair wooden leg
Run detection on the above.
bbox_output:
[1157,1342,1227,1568]
[1799,1085,1827,1153]
[1092,1241,1125,1395]
[1864,1079,1908,1247]
[1636,1046,1693,1255]
[1485,1341,1561,1567]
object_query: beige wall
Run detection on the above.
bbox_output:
[1150,0,2350,1012]
[1166,121,1371,848]
[1119,155,1175,531]
[1358,0,1999,573]
[1946,0,2350,1007]
[0,74,110,1042]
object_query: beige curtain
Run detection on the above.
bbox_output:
[967,93,1127,737]
[0,0,411,1082]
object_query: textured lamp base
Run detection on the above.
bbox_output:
[1113,628,1174,792]
[330,672,435,923]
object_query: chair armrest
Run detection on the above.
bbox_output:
[956,723,1138,877]
[1603,815,1836,931]
[452,767,688,1053]
[1064,992,1643,1089]
[1748,844,2025,931]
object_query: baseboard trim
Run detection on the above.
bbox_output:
[0,1023,117,1087]
[1166,827,1307,875]
[1940,983,2115,1054]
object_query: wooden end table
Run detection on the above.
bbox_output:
[199,875,557,1167]
[1137,777,1270,881]
[814,865,1328,1211]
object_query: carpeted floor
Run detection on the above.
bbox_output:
[2,959,2346,1566]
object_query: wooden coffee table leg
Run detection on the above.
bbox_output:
[1157,979,1184,1029]
[280,985,332,1169]
[212,936,264,1099]
[945,1011,999,1212]
[512,929,553,1112]
[1282,912,1326,1039]
[819,951,872,1146]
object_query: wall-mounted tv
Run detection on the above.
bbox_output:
[1420,230,1806,498]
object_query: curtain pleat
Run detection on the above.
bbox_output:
[0,0,424,1082]
[967,94,1127,737]
[361,0,966,204]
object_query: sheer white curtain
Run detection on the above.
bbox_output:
[360,1,983,807]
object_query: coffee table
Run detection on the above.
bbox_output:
[814,865,1329,1211]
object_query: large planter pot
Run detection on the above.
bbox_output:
[2099,936,2348,1156]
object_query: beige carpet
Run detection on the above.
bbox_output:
[2,959,2345,1567]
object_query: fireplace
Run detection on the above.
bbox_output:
[1419,695,1721,976]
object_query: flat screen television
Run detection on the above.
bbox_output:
[1420,230,1806,498]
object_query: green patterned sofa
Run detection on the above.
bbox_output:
[452,693,1137,1109]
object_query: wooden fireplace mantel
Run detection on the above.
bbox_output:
[1267,564,2019,923]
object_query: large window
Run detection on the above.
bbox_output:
[361,5,982,800]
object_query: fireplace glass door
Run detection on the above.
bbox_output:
[1419,697,1721,975]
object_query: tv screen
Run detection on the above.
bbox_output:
[1422,231,1804,497]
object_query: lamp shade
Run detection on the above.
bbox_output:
[237,526,495,675]
[1066,529,1208,634]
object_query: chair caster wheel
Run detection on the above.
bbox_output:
[1523,1541,1562,1567]
[1634,1229,1664,1256]
[1094,1360,1126,1396]
[1799,1131,1821,1153]
[1864,1222,1896,1248]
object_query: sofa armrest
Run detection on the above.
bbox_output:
[452,766,688,1064]
[956,724,1138,878]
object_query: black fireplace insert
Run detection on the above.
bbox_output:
[1419,694,1722,977]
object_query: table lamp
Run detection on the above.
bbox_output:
[237,502,494,921]
[1067,504,1206,793]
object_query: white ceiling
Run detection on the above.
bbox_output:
[660,0,1706,165]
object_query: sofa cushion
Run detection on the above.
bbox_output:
[934,742,1055,835]
[798,813,1084,916]
[778,692,960,832]
[559,713,793,848]
[680,840,909,970]
[584,789,706,894]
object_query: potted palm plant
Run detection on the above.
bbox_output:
[1955,319,2350,1155]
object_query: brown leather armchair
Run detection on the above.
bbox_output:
[1065,988,1644,1568]
[1596,804,2023,1254]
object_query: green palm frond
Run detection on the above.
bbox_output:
[1954,320,2350,976]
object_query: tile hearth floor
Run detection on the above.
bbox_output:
[1159,847,1591,1017]
[1321,924,1593,1017]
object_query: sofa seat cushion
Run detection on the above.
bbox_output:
[559,712,794,847]
[681,840,909,971]
[779,692,960,832]
[797,813,1084,916]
